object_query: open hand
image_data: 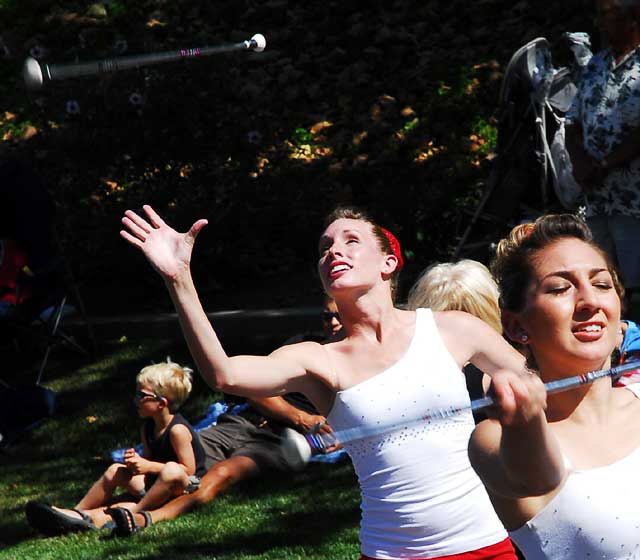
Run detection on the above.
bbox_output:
[120,205,208,281]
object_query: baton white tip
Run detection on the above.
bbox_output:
[250,33,266,52]
[23,57,44,90]
[280,427,311,470]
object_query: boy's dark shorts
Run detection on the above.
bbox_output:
[198,414,297,473]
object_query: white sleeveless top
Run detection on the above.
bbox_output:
[327,308,508,559]
[509,384,640,560]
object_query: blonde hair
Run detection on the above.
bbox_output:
[407,259,502,334]
[136,359,194,412]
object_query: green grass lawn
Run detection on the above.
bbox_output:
[0,340,361,559]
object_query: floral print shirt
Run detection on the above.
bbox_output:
[567,47,640,217]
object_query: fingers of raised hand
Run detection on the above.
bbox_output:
[124,210,153,234]
[122,215,150,242]
[120,229,143,249]
[143,205,167,228]
[188,219,209,242]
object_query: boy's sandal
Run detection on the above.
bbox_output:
[25,501,97,536]
[107,507,152,537]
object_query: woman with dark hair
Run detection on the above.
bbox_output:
[469,213,640,559]
[120,204,528,559]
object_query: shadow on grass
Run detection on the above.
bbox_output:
[0,334,360,554]
[0,338,196,546]
[135,506,360,559]
[3,465,361,557]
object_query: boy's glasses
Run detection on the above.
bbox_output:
[134,390,164,404]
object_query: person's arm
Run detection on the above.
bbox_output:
[436,311,565,495]
[125,453,172,476]
[168,424,196,476]
[120,206,332,400]
[124,425,196,476]
[601,126,640,170]
[124,450,164,475]
[435,310,525,377]
[249,396,331,435]
[468,370,566,498]
[565,122,603,189]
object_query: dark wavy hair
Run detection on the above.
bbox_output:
[491,214,624,314]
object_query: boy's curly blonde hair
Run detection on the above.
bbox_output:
[136,359,194,413]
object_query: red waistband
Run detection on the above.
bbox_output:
[359,536,517,560]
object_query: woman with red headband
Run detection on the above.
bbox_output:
[120,204,532,559]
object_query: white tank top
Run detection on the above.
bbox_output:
[509,384,640,560]
[327,308,508,559]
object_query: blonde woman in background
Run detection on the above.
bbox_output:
[407,260,502,334]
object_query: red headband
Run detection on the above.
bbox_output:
[381,228,404,270]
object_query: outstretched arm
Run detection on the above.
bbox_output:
[249,396,332,435]
[468,370,565,499]
[435,310,565,496]
[565,123,604,190]
[435,310,525,377]
[169,424,197,476]
[120,206,329,399]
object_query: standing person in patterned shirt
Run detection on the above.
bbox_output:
[566,0,640,302]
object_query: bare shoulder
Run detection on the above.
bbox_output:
[270,339,327,363]
[270,339,337,389]
[469,418,502,459]
[614,384,640,422]
[468,419,507,493]
[396,307,417,321]
[468,421,556,531]
[433,309,485,331]
[433,310,486,366]
[169,422,193,440]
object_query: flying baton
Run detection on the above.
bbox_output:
[23,33,266,90]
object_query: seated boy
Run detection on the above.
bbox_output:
[106,299,343,536]
[25,359,206,535]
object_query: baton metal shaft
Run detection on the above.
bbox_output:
[306,360,640,450]
[45,41,252,81]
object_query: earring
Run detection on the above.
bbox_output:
[521,334,529,342]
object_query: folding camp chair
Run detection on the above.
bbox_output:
[452,34,592,261]
[0,238,94,384]
[0,158,96,384]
